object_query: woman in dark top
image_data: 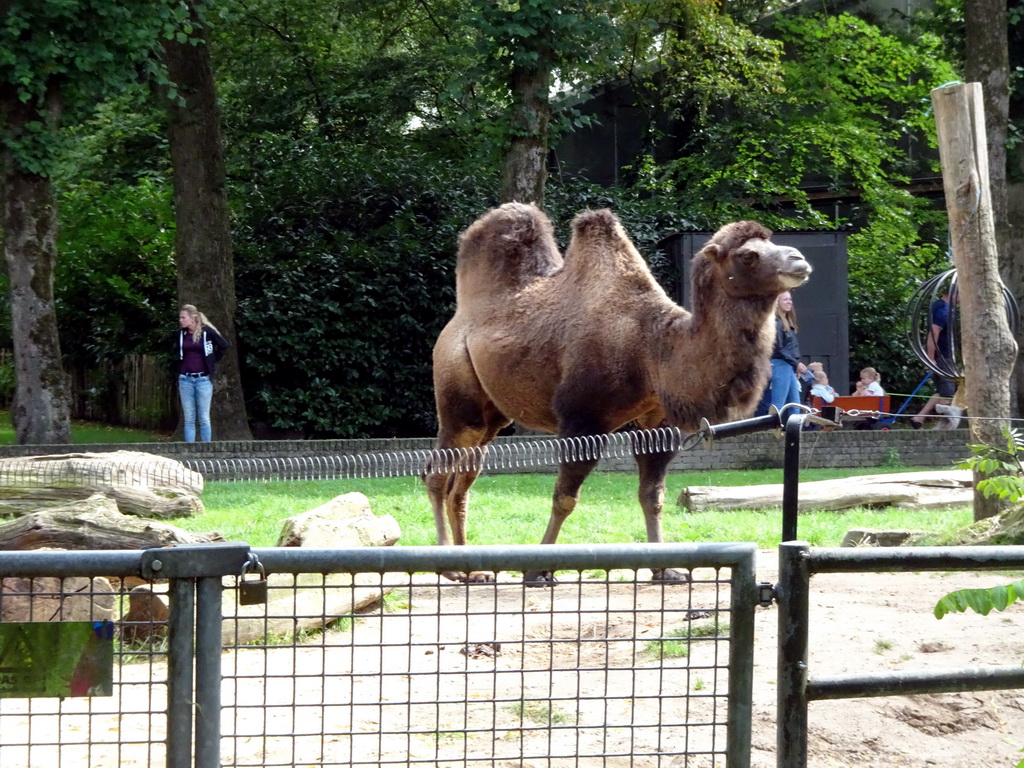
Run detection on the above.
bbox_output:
[176,304,230,442]
[767,291,808,418]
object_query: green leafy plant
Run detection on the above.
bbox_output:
[934,581,1024,619]
[956,428,1024,501]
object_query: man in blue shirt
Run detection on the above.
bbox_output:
[910,292,961,429]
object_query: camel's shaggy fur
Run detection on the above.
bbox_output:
[425,203,811,582]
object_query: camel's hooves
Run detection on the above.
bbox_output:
[651,568,691,584]
[523,570,558,587]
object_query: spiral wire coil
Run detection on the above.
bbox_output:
[905,268,1020,379]
[183,427,709,482]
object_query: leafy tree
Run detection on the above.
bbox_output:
[231,138,492,437]
[212,0,474,149]
[657,12,958,397]
[456,0,626,204]
[165,0,251,439]
[55,177,177,367]
[0,0,190,443]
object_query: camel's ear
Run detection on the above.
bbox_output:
[701,243,724,263]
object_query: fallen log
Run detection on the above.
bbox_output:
[0,494,220,551]
[0,451,203,518]
[678,470,974,512]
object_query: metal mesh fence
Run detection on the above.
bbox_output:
[0,572,169,768]
[220,568,735,768]
[0,543,758,768]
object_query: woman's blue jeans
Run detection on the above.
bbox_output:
[769,359,802,418]
[178,374,213,442]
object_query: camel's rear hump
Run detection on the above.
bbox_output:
[564,208,665,295]
[455,203,563,299]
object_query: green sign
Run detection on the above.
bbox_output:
[0,621,114,698]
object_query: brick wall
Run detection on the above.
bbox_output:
[0,429,970,474]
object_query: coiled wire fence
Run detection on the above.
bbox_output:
[182,428,708,483]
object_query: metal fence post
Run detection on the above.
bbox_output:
[726,547,758,768]
[776,541,811,768]
[195,575,225,768]
[144,542,251,768]
[166,578,196,768]
[781,413,805,542]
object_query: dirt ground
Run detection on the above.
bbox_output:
[747,553,1024,768]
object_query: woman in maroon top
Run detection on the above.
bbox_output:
[176,304,230,442]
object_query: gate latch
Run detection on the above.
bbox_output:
[756,582,777,607]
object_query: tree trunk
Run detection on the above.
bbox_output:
[1010,175,1024,417]
[965,0,1020,419]
[678,470,973,512]
[164,3,252,440]
[500,62,552,205]
[0,92,72,445]
[965,0,1009,259]
[931,82,1018,522]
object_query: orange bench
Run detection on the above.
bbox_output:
[810,395,891,419]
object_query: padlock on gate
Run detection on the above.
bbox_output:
[239,553,268,606]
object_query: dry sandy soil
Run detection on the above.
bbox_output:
[747,554,1024,768]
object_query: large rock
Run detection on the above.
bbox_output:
[222,492,403,645]
[118,585,169,643]
[277,492,400,548]
[0,451,203,518]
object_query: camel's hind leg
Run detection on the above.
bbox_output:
[635,443,689,583]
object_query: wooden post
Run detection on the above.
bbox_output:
[931,82,1018,521]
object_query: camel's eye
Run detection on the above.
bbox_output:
[736,248,759,266]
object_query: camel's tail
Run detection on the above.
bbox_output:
[455,203,563,296]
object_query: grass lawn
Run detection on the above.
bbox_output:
[175,466,973,550]
[0,410,971,551]
[0,410,171,444]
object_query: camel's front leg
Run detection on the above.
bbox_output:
[636,448,689,583]
[524,456,600,586]
[424,423,503,582]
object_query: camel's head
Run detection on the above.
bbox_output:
[696,221,811,299]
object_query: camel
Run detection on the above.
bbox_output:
[424,203,811,584]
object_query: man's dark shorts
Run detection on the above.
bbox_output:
[936,375,956,398]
